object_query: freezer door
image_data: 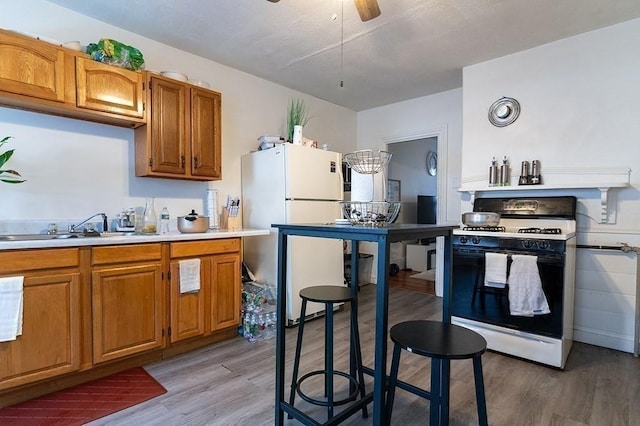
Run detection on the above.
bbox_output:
[285,144,343,201]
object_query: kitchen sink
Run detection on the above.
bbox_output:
[0,233,77,241]
[0,232,140,242]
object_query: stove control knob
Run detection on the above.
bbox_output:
[471,236,480,245]
[460,237,468,244]
[539,241,549,249]
[522,240,533,249]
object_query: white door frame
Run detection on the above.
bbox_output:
[380,125,449,296]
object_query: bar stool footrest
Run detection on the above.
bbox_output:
[296,370,361,407]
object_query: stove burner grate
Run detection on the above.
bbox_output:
[518,227,562,234]
[462,226,506,232]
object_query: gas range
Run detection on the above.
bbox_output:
[453,218,576,241]
[454,196,577,242]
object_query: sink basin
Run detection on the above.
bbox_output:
[0,233,78,241]
[0,232,141,242]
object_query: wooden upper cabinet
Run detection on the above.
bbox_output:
[75,57,144,118]
[0,30,65,103]
[149,76,188,175]
[135,73,222,181]
[191,88,222,179]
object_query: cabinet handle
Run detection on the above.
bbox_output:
[193,157,199,169]
[180,155,185,169]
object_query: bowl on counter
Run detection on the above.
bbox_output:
[177,210,210,233]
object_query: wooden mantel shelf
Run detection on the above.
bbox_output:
[458,182,630,224]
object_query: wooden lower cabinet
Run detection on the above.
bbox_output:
[91,244,164,364]
[0,249,81,391]
[169,238,241,343]
[0,239,243,405]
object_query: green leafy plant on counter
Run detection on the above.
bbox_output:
[0,136,25,184]
[286,98,311,142]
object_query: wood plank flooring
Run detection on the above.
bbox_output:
[88,285,640,426]
[388,269,435,295]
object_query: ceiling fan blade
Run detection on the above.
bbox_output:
[353,0,381,22]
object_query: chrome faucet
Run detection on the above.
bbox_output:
[68,213,108,233]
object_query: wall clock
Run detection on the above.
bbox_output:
[427,151,437,176]
[488,97,520,127]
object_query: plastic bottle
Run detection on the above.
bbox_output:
[141,198,158,234]
[160,207,170,234]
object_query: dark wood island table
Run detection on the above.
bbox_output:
[272,223,457,425]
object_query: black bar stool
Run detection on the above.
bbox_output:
[385,320,488,426]
[289,285,368,421]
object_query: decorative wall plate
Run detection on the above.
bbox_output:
[488,97,520,127]
[427,151,437,176]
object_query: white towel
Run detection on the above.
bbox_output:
[0,276,24,342]
[179,259,201,294]
[508,255,550,317]
[484,253,508,288]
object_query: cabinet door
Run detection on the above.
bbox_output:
[92,263,163,363]
[0,273,81,390]
[210,253,241,331]
[75,57,144,118]
[191,88,222,179]
[169,258,207,342]
[0,31,65,102]
[149,76,187,175]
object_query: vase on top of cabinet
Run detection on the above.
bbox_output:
[134,73,222,181]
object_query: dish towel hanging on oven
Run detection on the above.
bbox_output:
[484,252,508,288]
[507,255,550,317]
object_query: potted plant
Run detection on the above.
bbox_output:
[0,136,25,184]
[287,98,311,144]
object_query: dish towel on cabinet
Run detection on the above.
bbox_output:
[179,259,201,294]
[508,255,550,317]
[484,252,508,288]
[0,276,24,342]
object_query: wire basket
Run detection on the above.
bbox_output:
[340,201,401,227]
[343,150,392,174]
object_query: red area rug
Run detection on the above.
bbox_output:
[0,367,166,425]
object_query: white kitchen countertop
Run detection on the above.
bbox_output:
[0,228,270,250]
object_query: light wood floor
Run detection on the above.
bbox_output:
[88,284,640,426]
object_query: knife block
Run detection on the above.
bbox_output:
[220,207,240,230]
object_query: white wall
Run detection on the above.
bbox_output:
[354,89,463,284]
[462,18,640,352]
[0,0,357,230]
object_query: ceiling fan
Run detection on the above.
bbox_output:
[266,0,381,22]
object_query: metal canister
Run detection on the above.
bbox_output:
[489,158,499,186]
[499,156,509,186]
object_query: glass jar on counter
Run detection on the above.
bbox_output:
[141,198,158,234]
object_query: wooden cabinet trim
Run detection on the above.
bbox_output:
[170,238,240,258]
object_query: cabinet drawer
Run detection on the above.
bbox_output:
[91,243,162,265]
[0,248,79,274]
[170,238,240,258]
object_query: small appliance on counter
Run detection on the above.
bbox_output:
[115,208,136,232]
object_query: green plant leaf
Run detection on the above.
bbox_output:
[0,148,14,168]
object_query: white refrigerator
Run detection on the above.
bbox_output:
[241,144,345,325]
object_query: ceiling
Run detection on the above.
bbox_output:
[48,0,640,111]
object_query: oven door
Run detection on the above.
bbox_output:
[452,246,565,338]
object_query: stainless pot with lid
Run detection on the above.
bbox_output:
[177,210,210,233]
[461,212,500,226]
